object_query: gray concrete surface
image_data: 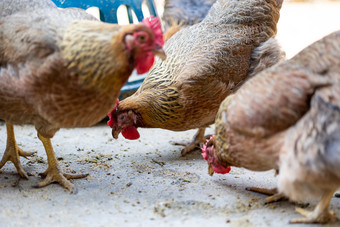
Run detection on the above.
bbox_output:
[1,2,340,226]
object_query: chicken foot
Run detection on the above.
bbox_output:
[173,127,208,156]
[290,190,338,224]
[34,133,88,193]
[246,187,286,204]
[0,122,35,179]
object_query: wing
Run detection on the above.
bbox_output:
[0,6,97,125]
[278,91,340,201]
[224,61,331,138]
[0,5,98,65]
[226,31,340,138]
[139,0,283,96]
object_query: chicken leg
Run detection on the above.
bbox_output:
[290,190,337,224]
[246,187,286,204]
[0,122,35,179]
[35,133,88,193]
[173,127,207,156]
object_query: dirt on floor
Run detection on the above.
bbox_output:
[1,1,340,227]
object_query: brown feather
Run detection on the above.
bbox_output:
[115,0,285,133]
[0,2,160,138]
[212,31,340,202]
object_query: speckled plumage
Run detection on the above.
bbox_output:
[214,31,340,170]
[277,32,340,223]
[162,0,216,29]
[0,0,165,190]
[115,0,285,146]
[212,31,340,223]
[0,1,156,137]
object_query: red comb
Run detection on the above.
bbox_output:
[142,16,164,48]
[107,99,119,128]
[201,144,209,160]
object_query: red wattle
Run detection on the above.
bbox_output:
[136,52,155,74]
[213,166,231,174]
[122,126,140,140]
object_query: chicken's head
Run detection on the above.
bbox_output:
[125,16,166,74]
[201,135,231,176]
[107,99,140,140]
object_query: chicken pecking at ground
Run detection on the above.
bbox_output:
[202,30,340,224]
[0,0,165,192]
[108,0,285,156]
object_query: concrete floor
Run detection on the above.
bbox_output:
[1,1,340,227]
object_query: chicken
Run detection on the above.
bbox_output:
[108,0,285,156]
[0,0,165,192]
[202,30,340,223]
[278,92,340,224]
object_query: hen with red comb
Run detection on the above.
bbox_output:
[107,0,284,157]
[203,30,340,224]
[0,0,166,193]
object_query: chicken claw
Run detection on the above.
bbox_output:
[246,187,286,204]
[36,133,88,193]
[0,122,35,179]
[291,207,337,224]
[173,128,207,156]
[290,190,338,224]
[39,171,88,180]
[34,167,88,193]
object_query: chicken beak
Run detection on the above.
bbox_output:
[208,164,214,176]
[152,47,166,61]
[112,127,121,139]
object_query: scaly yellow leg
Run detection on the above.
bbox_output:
[246,187,286,204]
[35,133,88,193]
[290,190,338,224]
[173,127,207,156]
[0,122,35,179]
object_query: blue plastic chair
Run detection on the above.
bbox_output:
[51,0,157,23]
[51,0,157,99]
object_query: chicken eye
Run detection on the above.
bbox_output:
[119,115,125,121]
[137,35,146,42]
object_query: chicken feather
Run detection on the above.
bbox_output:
[0,0,165,191]
[203,30,340,223]
[110,0,285,155]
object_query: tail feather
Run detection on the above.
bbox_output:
[278,95,340,202]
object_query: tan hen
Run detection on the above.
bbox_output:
[109,0,285,156]
[202,31,340,223]
[0,0,165,192]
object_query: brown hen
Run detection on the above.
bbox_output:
[203,31,340,223]
[109,0,285,156]
[0,0,165,192]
